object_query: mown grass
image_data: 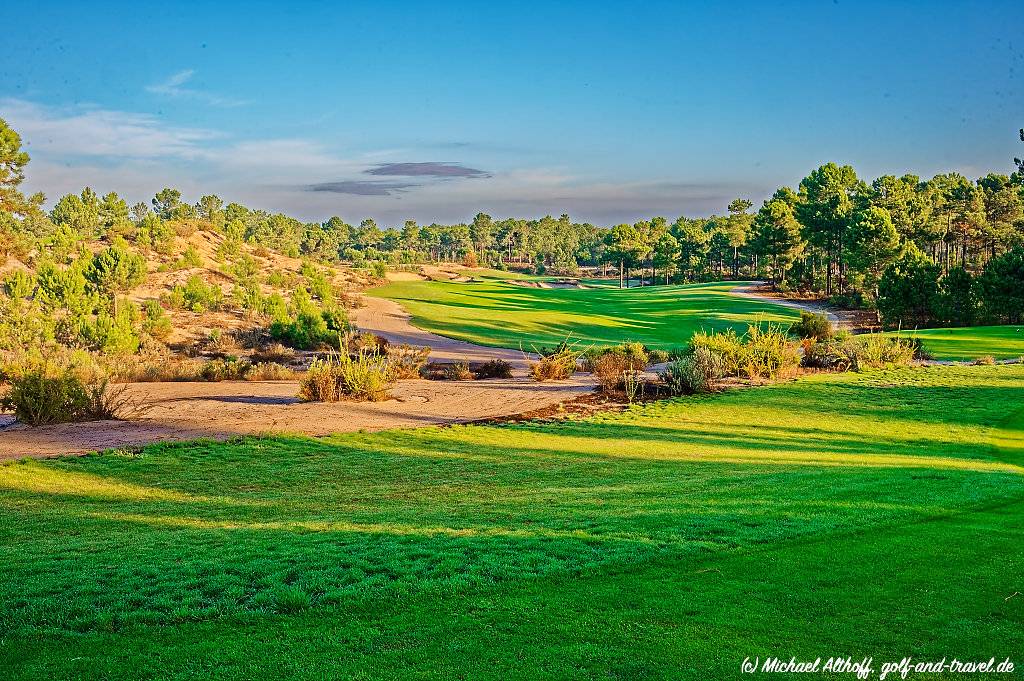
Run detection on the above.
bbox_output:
[370,278,800,350]
[1,365,1022,679]
[888,324,1024,361]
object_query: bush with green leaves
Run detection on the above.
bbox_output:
[2,270,34,300]
[85,241,146,296]
[788,311,834,340]
[78,300,141,354]
[166,275,224,312]
[199,357,252,382]
[802,332,917,372]
[660,347,725,395]
[0,365,134,426]
[142,299,172,340]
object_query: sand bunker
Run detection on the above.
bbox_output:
[0,376,594,460]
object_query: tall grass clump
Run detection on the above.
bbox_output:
[529,339,582,381]
[299,352,396,402]
[690,323,800,380]
[801,331,917,372]
[851,333,917,369]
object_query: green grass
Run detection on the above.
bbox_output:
[888,325,1024,362]
[2,364,1023,679]
[369,278,800,350]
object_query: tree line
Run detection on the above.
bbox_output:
[3,117,1023,330]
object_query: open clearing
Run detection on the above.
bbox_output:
[370,276,801,350]
[2,364,1022,679]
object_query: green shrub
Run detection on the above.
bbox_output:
[1,367,89,425]
[199,357,251,382]
[788,311,834,340]
[174,245,203,269]
[0,367,134,425]
[78,302,142,354]
[270,311,342,350]
[802,333,916,372]
[2,270,34,300]
[167,275,223,312]
[474,358,513,379]
[660,347,725,395]
[142,299,172,340]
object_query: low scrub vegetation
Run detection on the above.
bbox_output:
[530,341,582,381]
[0,364,138,426]
[691,323,801,381]
[588,343,649,392]
[387,345,431,379]
[473,358,513,379]
[802,332,918,372]
[299,352,396,402]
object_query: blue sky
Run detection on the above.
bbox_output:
[2,0,1021,225]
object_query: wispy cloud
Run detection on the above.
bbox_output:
[1,98,220,160]
[366,162,490,178]
[146,69,249,108]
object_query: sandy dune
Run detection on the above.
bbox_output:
[0,376,594,460]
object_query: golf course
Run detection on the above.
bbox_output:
[4,3,1024,677]
[2,364,1022,678]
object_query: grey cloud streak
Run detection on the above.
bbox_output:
[366,162,491,178]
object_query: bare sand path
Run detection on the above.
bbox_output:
[0,376,594,460]
[353,294,535,371]
[730,282,847,326]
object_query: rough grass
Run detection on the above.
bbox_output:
[887,324,1024,361]
[1,365,1023,679]
[370,278,800,350]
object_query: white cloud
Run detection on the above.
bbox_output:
[145,69,249,108]
[1,98,220,160]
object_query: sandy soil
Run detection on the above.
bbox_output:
[730,283,853,327]
[0,376,595,460]
[352,295,537,371]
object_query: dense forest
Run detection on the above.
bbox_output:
[3,118,1024,337]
